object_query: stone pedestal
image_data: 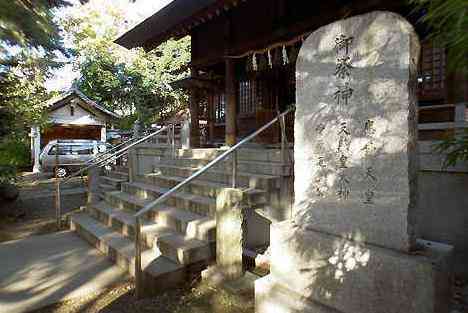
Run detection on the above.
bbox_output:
[202,188,249,284]
[256,11,454,313]
[87,167,102,204]
[256,221,453,313]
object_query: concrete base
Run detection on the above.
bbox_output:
[255,221,454,313]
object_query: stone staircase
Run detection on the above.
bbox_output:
[69,146,293,294]
[98,166,129,198]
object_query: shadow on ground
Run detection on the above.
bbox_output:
[32,279,254,313]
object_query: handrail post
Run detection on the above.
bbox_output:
[232,150,238,188]
[55,140,61,230]
[279,113,288,165]
[135,216,143,299]
[171,124,176,159]
[134,107,295,221]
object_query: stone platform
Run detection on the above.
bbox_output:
[256,221,453,313]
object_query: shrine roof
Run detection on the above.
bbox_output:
[115,0,237,51]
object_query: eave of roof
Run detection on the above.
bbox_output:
[115,0,239,51]
[47,88,121,120]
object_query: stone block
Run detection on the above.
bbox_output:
[294,11,420,251]
[87,167,102,204]
[263,221,453,313]
[256,275,338,313]
[216,188,250,280]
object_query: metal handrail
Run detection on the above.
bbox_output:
[54,125,175,231]
[135,107,293,218]
[133,106,294,298]
[81,137,138,168]
[60,125,172,185]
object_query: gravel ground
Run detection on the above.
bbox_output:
[32,279,254,313]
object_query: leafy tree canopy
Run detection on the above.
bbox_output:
[0,0,74,67]
[410,0,468,72]
[60,0,191,127]
[0,1,68,179]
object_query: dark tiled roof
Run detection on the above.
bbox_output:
[115,0,227,51]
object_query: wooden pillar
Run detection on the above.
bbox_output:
[189,88,201,148]
[225,58,237,146]
[189,69,201,148]
[224,12,237,147]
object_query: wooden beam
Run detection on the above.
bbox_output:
[224,11,237,146]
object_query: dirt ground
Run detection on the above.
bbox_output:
[30,276,468,313]
[0,172,86,242]
[3,173,467,313]
[32,279,255,313]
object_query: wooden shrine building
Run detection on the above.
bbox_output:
[116,0,468,147]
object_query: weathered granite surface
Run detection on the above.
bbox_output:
[255,11,454,313]
[215,188,248,280]
[294,10,420,252]
[257,221,453,313]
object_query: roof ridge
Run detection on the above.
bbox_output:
[46,89,121,119]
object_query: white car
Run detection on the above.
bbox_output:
[40,140,111,178]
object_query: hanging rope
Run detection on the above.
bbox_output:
[267,50,273,68]
[252,53,258,71]
[282,45,289,65]
[225,30,311,59]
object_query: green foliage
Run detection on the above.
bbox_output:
[0,51,53,180]
[410,0,468,167]
[410,0,468,72]
[0,51,51,128]
[0,0,68,180]
[60,0,191,128]
[434,134,468,168]
[0,137,30,167]
[0,0,71,66]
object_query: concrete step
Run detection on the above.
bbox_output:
[105,190,150,211]
[103,192,216,241]
[113,166,129,173]
[137,173,267,201]
[155,233,213,265]
[86,203,213,266]
[157,158,292,176]
[70,212,185,293]
[121,182,217,216]
[153,206,216,242]
[107,171,129,180]
[136,145,292,163]
[149,164,280,190]
[87,202,174,248]
[99,183,115,193]
[100,176,127,188]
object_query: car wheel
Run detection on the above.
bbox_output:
[55,167,68,178]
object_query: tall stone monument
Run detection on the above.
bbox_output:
[255,11,453,313]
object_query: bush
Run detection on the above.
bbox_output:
[0,136,31,183]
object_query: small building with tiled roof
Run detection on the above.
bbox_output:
[31,89,120,172]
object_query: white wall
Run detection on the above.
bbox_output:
[48,101,106,126]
